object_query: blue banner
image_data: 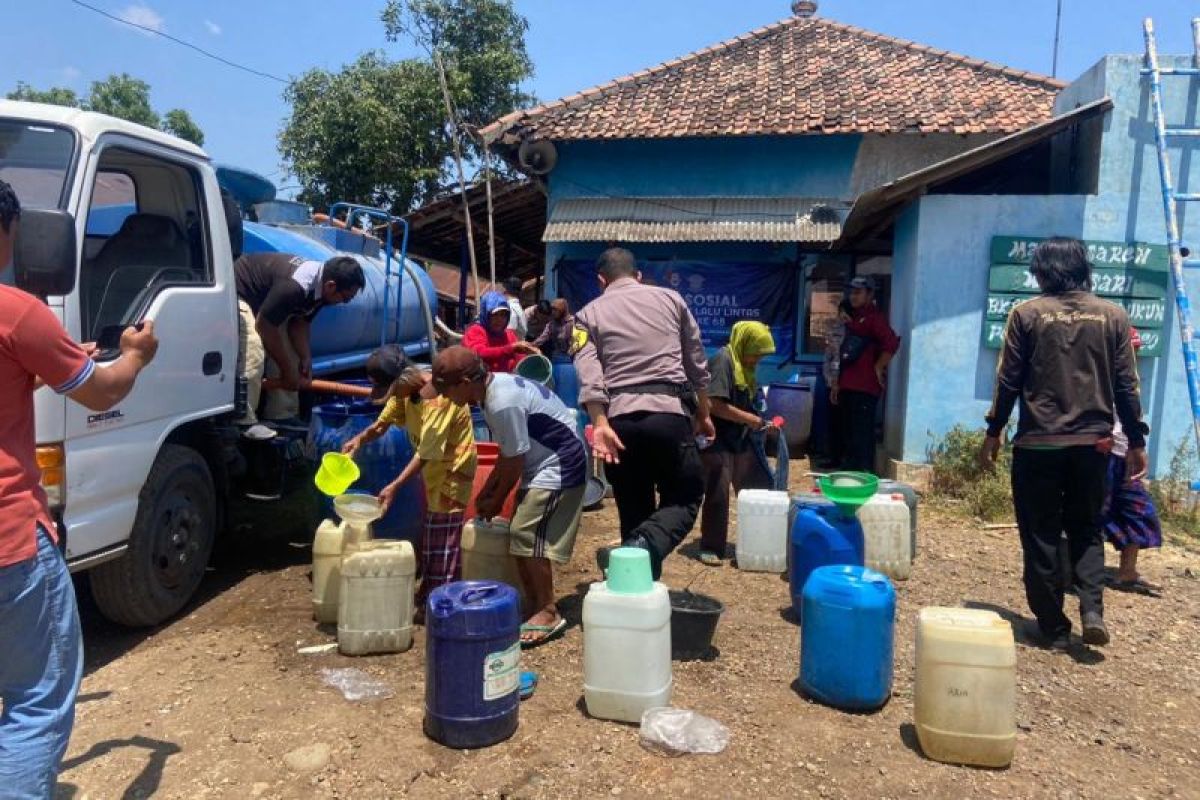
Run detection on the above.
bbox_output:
[556,260,798,354]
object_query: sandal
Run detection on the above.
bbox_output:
[698,550,722,567]
[1110,578,1162,596]
[520,618,568,648]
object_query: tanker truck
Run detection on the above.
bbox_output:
[1,100,437,626]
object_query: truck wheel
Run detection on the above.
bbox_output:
[90,444,216,627]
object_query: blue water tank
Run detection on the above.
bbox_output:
[800,565,895,711]
[765,381,815,454]
[242,221,436,372]
[470,406,491,443]
[308,401,425,543]
[789,499,864,617]
[424,581,521,749]
[551,356,580,410]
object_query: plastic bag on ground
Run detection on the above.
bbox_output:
[639,707,730,756]
[319,667,394,701]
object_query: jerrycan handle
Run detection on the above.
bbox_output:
[461,584,501,606]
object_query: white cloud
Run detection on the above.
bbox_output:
[117,4,165,34]
[204,19,222,35]
[60,66,82,83]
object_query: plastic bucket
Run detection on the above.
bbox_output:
[315,452,360,496]
[515,354,553,386]
[669,590,724,660]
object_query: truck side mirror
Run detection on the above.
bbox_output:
[14,209,77,297]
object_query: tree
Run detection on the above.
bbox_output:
[7,82,83,107]
[279,0,534,215]
[7,74,204,145]
[162,109,205,146]
[86,74,159,129]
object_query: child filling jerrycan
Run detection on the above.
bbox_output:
[425,581,522,749]
[312,493,383,624]
[789,472,875,617]
[338,539,416,656]
[583,547,672,723]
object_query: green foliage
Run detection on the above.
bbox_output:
[280,0,534,215]
[8,74,205,145]
[87,74,160,129]
[162,109,204,146]
[926,425,1014,522]
[1149,433,1200,540]
[7,82,83,107]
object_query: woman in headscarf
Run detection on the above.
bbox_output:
[462,290,539,373]
[697,321,777,566]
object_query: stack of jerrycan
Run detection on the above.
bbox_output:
[312,493,379,624]
[857,493,912,581]
[425,581,521,748]
[735,489,790,572]
[583,548,672,722]
[460,518,528,613]
[789,473,875,617]
[914,607,1017,768]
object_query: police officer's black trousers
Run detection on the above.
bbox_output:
[606,412,704,567]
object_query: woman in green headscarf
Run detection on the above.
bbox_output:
[697,321,777,566]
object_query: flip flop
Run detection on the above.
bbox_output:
[519,671,538,700]
[1111,578,1162,596]
[698,551,722,567]
[520,618,568,648]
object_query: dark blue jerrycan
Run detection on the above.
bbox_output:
[424,581,521,749]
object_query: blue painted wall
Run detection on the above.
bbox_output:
[890,53,1200,477]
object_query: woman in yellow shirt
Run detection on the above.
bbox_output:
[343,346,477,613]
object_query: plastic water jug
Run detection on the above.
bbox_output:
[425,581,521,749]
[877,479,919,558]
[789,501,864,616]
[800,565,896,710]
[915,607,1017,768]
[337,540,416,656]
[858,494,912,581]
[583,548,672,723]
[460,518,527,613]
[735,489,790,572]
[311,494,381,623]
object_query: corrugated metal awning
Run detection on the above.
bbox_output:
[543,197,844,243]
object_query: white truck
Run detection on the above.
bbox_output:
[3,100,417,627]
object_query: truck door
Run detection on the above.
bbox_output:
[61,137,236,559]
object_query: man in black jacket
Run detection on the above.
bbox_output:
[980,237,1148,650]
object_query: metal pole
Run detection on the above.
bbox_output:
[1144,18,1200,485]
[1052,0,1063,78]
[434,49,481,301]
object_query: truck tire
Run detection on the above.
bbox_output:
[90,444,216,627]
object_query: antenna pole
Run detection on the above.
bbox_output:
[434,49,481,303]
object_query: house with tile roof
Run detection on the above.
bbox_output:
[482,5,1200,478]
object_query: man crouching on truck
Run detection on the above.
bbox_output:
[235,252,365,425]
[0,179,159,796]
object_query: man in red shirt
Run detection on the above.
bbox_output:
[0,179,159,795]
[833,276,900,474]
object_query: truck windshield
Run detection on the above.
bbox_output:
[0,120,76,210]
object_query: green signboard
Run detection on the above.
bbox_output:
[983,236,1168,359]
[990,236,1169,271]
[981,319,1165,357]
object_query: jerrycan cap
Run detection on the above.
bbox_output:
[606,547,654,594]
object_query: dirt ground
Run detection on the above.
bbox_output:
[59,468,1200,800]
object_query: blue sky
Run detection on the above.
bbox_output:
[3,0,1198,198]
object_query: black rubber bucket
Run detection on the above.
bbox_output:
[669,590,724,661]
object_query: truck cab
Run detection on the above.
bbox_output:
[3,100,333,626]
